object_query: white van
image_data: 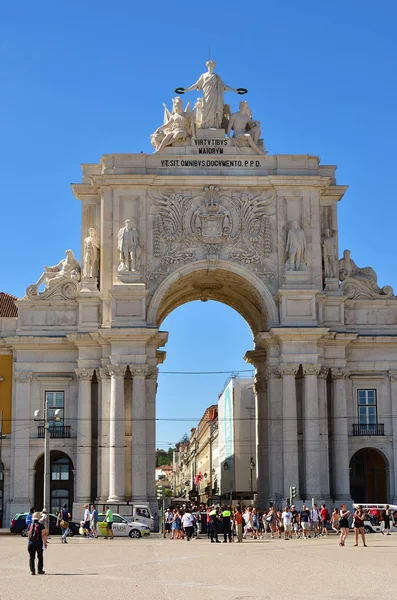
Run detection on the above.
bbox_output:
[352,504,397,534]
[102,503,155,531]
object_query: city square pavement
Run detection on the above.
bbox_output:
[0,532,396,600]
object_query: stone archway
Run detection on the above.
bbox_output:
[147,261,278,334]
[350,448,388,503]
[34,451,74,514]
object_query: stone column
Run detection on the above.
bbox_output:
[302,364,321,499]
[245,349,268,507]
[266,365,283,504]
[146,367,158,507]
[11,371,33,513]
[108,364,127,502]
[389,371,397,503]
[131,365,149,502]
[331,368,351,500]
[317,367,331,499]
[279,363,300,499]
[97,367,111,502]
[75,368,94,503]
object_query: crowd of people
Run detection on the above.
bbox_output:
[164,502,396,547]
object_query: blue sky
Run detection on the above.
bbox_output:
[1,1,396,448]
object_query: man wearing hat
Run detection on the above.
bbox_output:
[28,511,47,575]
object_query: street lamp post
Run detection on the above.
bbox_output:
[34,399,61,512]
[249,457,255,499]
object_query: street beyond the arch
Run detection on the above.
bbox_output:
[1,532,396,600]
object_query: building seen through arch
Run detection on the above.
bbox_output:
[1,62,397,522]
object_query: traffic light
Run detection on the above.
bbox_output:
[290,486,297,501]
[156,487,165,500]
[286,497,291,506]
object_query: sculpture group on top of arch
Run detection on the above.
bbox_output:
[150,60,265,154]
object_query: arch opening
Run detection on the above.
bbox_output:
[349,448,388,503]
[34,451,74,514]
[149,263,278,335]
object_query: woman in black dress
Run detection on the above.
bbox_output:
[339,504,351,547]
[353,505,367,547]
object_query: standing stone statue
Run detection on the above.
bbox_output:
[117,219,140,272]
[227,100,263,151]
[322,229,338,278]
[179,60,246,129]
[285,221,306,271]
[83,228,100,278]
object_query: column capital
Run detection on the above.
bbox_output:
[108,364,127,379]
[98,366,111,380]
[302,364,321,377]
[146,366,159,380]
[389,371,397,382]
[331,367,349,380]
[130,364,149,378]
[75,367,95,381]
[279,363,299,377]
[317,366,329,380]
[265,364,281,380]
[253,374,266,395]
[13,371,33,383]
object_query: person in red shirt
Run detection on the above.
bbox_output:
[234,508,243,543]
[320,504,330,536]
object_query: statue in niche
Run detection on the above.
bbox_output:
[83,228,100,278]
[37,250,81,289]
[285,221,307,271]
[322,228,338,278]
[118,219,141,272]
[151,96,194,152]
[227,101,264,152]
[177,60,247,129]
[339,249,393,298]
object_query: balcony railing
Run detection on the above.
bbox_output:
[38,425,71,439]
[352,423,384,436]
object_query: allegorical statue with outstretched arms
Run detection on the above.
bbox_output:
[176,60,247,129]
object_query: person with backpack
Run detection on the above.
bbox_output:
[28,511,47,575]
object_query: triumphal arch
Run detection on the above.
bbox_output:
[3,60,397,519]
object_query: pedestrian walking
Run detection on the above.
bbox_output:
[265,506,277,538]
[382,505,392,535]
[104,505,114,539]
[171,509,181,539]
[235,507,243,542]
[300,505,311,539]
[57,503,71,543]
[28,511,47,575]
[222,505,232,543]
[338,504,351,547]
[331,507,340,535]
[181,509,194,541]
[82,504,91,538]
[310,504,320,537]
[353,505,367,547]
[320,504,330,536]
[40,508,49,536]
[90,504,98,538]
[281,506,292,540]
[209,505,220,543]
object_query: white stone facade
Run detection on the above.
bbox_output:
[1,67,397,522]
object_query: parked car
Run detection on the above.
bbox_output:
[97,513,150,538]
[10,512,80,537]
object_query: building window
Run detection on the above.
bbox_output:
[51,489,69,514]
[45,391,64,426]
[52,457,69,481]
[357,389,377,425]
